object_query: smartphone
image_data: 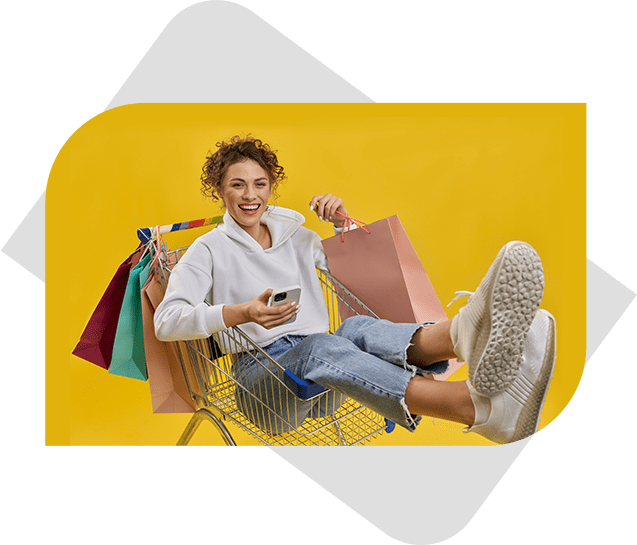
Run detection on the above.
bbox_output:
[268,284,301,325]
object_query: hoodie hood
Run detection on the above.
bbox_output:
[217,205,306,252]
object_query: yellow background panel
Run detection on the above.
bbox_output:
[46,103,585,446]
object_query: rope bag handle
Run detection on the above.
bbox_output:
[334,211,371,242]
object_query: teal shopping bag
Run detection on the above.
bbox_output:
[109,252,152,380]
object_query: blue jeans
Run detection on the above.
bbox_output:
[233,316,449,435]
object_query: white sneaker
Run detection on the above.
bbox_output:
[464,309,557,444]
[449,241,544,395]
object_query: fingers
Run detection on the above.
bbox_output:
[258,289,274,304]
[249,290,301,329]
[309,193,339,221]
[323,195,344,223]
[309,195,321,216]
[260,300,301,329]
[309,194,330,221]
[309,194,348,225]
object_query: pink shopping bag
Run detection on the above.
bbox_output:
[322,215,462,380]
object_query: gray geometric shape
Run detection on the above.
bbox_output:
[1,191,45,281]
[106,1,372,108]
[13,2,634,544]
[586,258,636,363]
[274,441,530,545]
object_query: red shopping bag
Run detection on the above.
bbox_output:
[322,215,461,380]
[141,272,197,413]
[72,246,142,369]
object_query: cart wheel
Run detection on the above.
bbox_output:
[177,408,237,446]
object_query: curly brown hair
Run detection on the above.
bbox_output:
[200,135,286,203]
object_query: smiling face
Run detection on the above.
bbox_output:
[219,159,272,238]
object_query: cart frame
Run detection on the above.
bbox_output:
[143,220,395,446]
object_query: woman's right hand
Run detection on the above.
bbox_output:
[223,289,300,330]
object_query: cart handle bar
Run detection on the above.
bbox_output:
[137,216,224,244]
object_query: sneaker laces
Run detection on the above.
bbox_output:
[446,290,474,308]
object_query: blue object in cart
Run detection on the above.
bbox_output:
[284,369,397,434]
[283,369,328,400]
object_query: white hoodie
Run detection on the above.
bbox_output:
[154,206,332,351]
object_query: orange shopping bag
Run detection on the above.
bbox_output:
[140,272,197,413]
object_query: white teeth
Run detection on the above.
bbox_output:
[239,204,259,210]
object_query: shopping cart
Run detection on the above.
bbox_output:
[138,219,396,446]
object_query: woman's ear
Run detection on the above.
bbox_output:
[216,183,226,207]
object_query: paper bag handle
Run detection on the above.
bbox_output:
[335,211,371,242]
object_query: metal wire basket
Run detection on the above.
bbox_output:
[143,220,395,446]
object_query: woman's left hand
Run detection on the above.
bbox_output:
[309,194,348,228]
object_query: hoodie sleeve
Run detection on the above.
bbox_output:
[312,231,330,272]
[154,241,227,341]
[333,223,358,235]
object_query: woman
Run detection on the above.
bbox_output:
[154,135,556,444]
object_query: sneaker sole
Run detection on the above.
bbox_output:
[511,310,557,442]
[470,242,545,395]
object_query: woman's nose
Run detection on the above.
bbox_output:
[244,185,256,199]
